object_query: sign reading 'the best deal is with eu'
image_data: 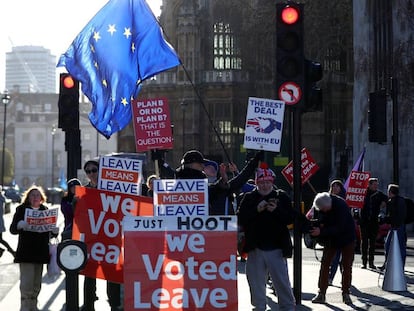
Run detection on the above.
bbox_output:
[243,97,285,152]
[98,156,143,196]
[153,179,209,216]
[123,215,238,311]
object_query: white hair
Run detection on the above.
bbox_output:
[312,192,332,211]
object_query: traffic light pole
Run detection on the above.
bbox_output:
[391,77,399,184]
[292,108,302,303]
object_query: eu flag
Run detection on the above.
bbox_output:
[57,0,181,138]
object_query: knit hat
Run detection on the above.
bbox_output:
[255,162,275,183]
[204,160,218,172]
[67,178,81,188]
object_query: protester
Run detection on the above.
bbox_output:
[360,177,387,269]
[144,174,157,197]
[10,185,59,311]
[81,159,122,311]
[176,149,263,215]
[327,179,346,285]
[60,178,81,241]
[381,184,407,270]
[310,192,356,305]
[237,163,296,311]
[0,185,15,258]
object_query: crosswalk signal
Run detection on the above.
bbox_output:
[58,73,79,130]
[276,2,304,108]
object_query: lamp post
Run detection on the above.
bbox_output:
[1,90,10,187]
[51,125,57,187]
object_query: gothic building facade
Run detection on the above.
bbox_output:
[118,0,354,195]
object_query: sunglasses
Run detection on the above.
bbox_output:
[85,168,98,174]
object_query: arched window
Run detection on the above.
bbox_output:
[213,22,241,70]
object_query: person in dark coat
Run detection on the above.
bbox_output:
[60,178,81,241]
[360,177,387,269]
[10,185,59,311]
[310,192,356,305]
[382,183,407,269]
[176,149,263,215]
[237,163,296,311]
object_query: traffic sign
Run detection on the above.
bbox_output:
[278,81,302,105]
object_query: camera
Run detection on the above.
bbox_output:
[310,218,320,228]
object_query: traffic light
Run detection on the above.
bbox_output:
[368,90,387,143]
[58,73,79,130]
[276,2,304,108]
[304,59,323,112]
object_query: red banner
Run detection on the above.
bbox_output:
[123,216,238,311]
[345,170,370,209]
[72,187,153,283]
[132,97,173,152]
[281,148,320,185]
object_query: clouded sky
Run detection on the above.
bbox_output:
[0,0,162,91]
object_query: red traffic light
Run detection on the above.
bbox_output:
[62,75,75,89]
[281,6,300,25]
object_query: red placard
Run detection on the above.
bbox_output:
[72,187,153,283]
[345,171,370,209]
[123,216,238,311]
[132,97,173,152]
[281,148,320,185]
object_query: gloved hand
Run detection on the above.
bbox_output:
[254,150,265,162]
[17,220,29,230]
[51,226,60,235]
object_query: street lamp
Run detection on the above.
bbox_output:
[1,90,10,187]
[51,125,57,187]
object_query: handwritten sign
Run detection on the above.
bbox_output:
[345,171,370,209]
[72,187,153,283]
[153,179,209,216]
[123,216,238,311]
[243,97,285,152]
[281,148,320,185]
[98,156,143,196]
[132,98,173,152]
[24,208,58,232]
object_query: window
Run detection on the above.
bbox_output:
[213,22,242,70]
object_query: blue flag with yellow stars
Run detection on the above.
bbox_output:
[57,0,181,138]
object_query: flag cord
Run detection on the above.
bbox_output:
[179,63,232,163]
[157,17,231,163]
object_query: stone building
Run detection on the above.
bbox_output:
[353,0,414,197]
[118,0,355,194]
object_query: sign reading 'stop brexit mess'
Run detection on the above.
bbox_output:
[132,98,173,152]
[98,156,143,196]
[123,216,238,311]
[72,187,153,283]
[24,208,58,233]
[243,97,285,152]
[153,179,209,216]
[345,171,370,209]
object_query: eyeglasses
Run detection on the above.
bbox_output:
[85,168,98,174]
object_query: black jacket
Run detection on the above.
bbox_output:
[237,188,295,257]
[10,203,54,264]
[318,195,356,248]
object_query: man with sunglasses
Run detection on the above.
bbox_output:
[81,159,122,311]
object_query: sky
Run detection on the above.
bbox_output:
[0,0,162,92]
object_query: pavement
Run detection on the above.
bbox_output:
[0,204,413,310]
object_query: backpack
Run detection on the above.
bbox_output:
[404,197,414,224]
